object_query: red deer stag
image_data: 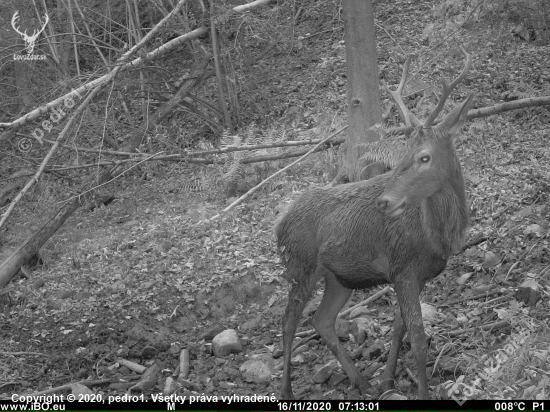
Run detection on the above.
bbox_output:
[276,47,473,399]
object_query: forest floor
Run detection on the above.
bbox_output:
[1,0,550,402]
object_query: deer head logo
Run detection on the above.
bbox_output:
[11,11,49,55]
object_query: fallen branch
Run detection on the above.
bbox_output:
[42,135,345,158]
[444,320,510,337]
[468,96,550,119]
[435,290,501,307]
[196,125,348,224]
[0,351,49,356]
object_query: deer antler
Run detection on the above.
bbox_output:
[11,11,26,36]
[32,14,49,38]
[384,55,422,128]
[11,12,49,39]
[424,46,472,129]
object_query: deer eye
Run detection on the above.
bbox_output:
[420,155,430,163]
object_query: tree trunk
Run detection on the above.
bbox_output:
[58,2,71,76]
[340,0,383,183]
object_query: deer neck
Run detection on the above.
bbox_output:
[421,168,469,257]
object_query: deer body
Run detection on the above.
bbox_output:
[277,167,463,292]
[276,49,474,400]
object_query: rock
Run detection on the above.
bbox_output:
[240,359,271,383]
[212,329,243,356]
[456,272,474,285]
[421,303,438,324]
[76,291,92,300]
[33,279,45,289]
[483,251,500,268]
[45,299,62,310]
[291,351,317,365]
[335,318,350,339]
[223,366,240,378]
[218,381,235,389]
[141,346,158,359]
[524,224,544,236]
[168,344,181,355]
[443,313,459,327]
[472,284,492,294]
[312,360,338,384]
[350,317,371,345]
[58,290,76,299]
[293,344,309,355]
[272,347,283,359]
[361,340,384,361]
[161,240,173,251]
[516,279,541,307]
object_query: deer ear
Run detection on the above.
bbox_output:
[437,93,475,136]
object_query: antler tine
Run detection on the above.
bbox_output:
[11,11,25,36]
[41,14,49,30]
[384,55,421,127]
[31,14,49,38]
[424,46,472,129]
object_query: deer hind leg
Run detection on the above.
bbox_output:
[312,268,371,394]
[280,267,322,399]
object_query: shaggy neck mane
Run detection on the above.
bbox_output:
[421,132,469,257]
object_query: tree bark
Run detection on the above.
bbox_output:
[341,0,383,183]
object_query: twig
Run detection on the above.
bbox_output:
[291,332,318,352]
[460,236,487,252]
[0,351,49,356]
[430,342,454,378]
[405,367,419,387]
[411,1,484,85]
[61,152,163,204]
[435,290,500,307]
[505,240,541,280]
[374,23,405,55]
[295,329,317,338]
[0,382,18,391]
[339,286,392,318]
[444,320,510,337]
[539,264,550,279]
[481,293,514,307]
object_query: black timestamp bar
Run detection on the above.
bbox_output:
[0,399,546,411]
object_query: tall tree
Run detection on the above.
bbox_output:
[341,0,383,182]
